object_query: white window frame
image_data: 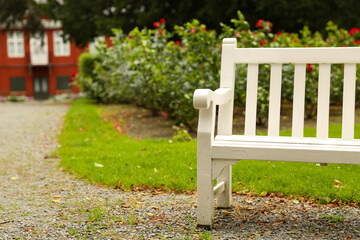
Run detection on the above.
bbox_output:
[7,31,25,58]
[53,30,70,56]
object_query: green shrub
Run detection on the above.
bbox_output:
[77,11,360,128]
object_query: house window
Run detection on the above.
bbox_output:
[7,32,24,58]
[56,75,71,90]
[53,31,70,56]
[10,77,26,91]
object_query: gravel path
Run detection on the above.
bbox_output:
[1,102,360,239]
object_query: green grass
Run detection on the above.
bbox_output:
[59,99,360,202]
[58,99,197,192]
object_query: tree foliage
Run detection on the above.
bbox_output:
[0,0,44,35]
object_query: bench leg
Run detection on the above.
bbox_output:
[217,165,232,208]
[197,163,214,228]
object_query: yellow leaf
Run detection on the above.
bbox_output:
[147,213,154,217]
[52,199,60,203]
[154,168,158,173]
[259,191,267,197]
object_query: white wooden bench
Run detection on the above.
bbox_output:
[193,38,360,228]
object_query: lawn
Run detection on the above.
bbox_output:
[58,99,360,203]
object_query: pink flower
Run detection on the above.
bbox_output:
[234,32,239,36]
[191,28,195,34]
[137,137,142,140]
[162,112,168,118]
[255,19,263,28]
[349,28,360,36]
[307,64,313,72]
[79,128,83,131]
[158,30,163,35]
[160,18,166,23]
[153,22,160,28]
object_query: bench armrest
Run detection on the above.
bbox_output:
[193,88,232,109]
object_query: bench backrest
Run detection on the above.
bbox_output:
[219,38,360,139]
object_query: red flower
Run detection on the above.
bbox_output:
[202,27,207,31]
[160,18,166,23]
[255,19,263,28]
[354,39,360,45]
[191,28,195,34]
[292,38,298,43]
[174,41,180,45]
[153,22,160,28]
[272,37,276,41]
[259,40,267,46]
[158,30,163,35]
[349,28,360,36]
[307,64,313,72]
[128,35,133,39]
[276,32,282,36]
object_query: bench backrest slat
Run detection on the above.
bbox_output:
[233,47,360,64]
[244,63,259,136]
[291,64,306,138]
[220,38,359,140]
[268,64,282,137]
[316,64,331,138]
[342,63,357,139]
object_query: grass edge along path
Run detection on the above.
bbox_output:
[58,99,360,203]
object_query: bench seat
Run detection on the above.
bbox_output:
[213,135,360,164]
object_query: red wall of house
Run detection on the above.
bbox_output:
[0,29,84,97]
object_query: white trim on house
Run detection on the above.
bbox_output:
[53,30,70,56]
[7,31,25,58]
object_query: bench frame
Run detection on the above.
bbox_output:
[193,38,360,228]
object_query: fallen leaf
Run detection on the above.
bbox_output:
[52,199,60,203]
[152,206,160,210]
[95,162,104,168]
[292,200,300,204]
[265,231,273,234]
[334,179,341,185]
[147,213,154,217]
[259,191,267,197]
[10,177,17,180]
[221,210,232,215]
[154,168,158,173]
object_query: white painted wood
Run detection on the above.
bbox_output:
[193,88,232,109]
[292,64,306,137]
[342,64,357,139]
[196,102,216,227]
[268,64,282,136]
[212,142,360,165]
[213,181,225,197]
[316,64,331,139]
[244,64,259,136]
[234,47,360,64]
[215,135,360,147]
[193,38,360,228]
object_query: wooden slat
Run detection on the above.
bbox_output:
[292,64,306,137]
[342,64,357,139]
[234,47,360,64]
[244,64,259,136]
[268,64,282,136]
[213,181,225,197]
[316,64,331,138]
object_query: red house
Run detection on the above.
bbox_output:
[0,20,85,99]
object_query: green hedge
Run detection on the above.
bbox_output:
[77,11,360,128]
